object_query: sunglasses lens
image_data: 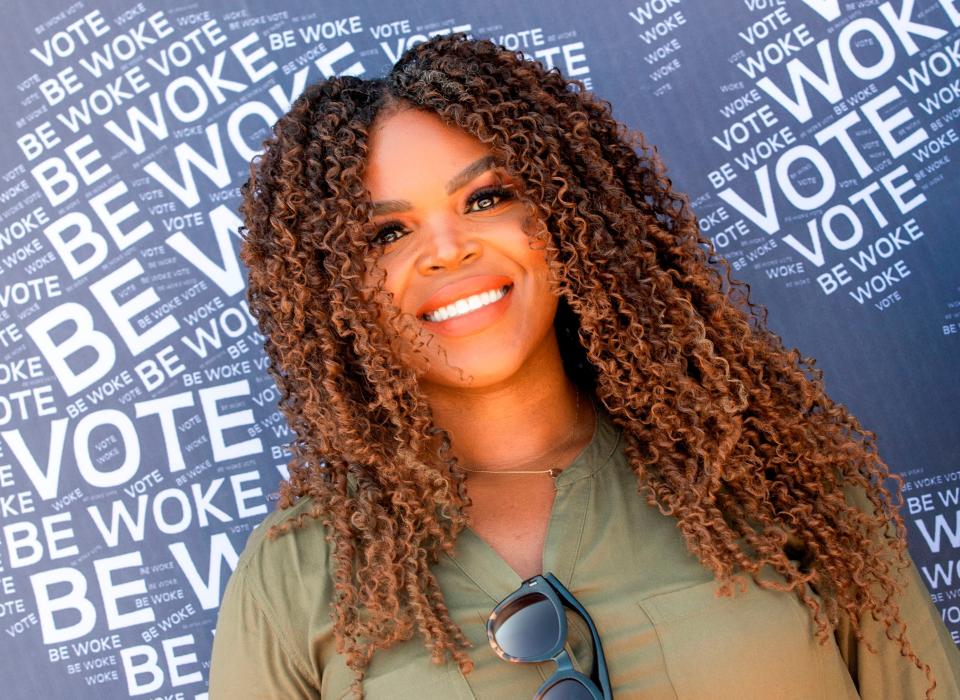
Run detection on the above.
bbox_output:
[541,678,596,699]
[491,592,561,659]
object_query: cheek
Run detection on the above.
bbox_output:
[362,254,400,302]
[512,219,555,279]
[360,266,398,334]
[525,244,559,290]
[364,259,423,341]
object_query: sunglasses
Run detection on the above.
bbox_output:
[486,572,613,699]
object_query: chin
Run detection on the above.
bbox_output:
[419,351,529,389]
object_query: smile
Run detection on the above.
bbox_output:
[422,285,512,322]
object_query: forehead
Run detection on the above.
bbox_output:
[363,108,492,197]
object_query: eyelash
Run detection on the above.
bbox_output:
[372,185,515,245]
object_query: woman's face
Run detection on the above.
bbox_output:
[361,107,561,390]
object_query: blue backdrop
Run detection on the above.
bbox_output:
[0,0,958,696]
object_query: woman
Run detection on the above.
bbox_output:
[208,34,960,699]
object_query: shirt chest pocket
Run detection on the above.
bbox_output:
[637,579,856,700]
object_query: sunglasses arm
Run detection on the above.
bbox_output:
[545,574,613,700]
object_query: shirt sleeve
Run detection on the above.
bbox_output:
[830,484,960,699]
[208,562,322,699]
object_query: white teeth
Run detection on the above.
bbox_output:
[424,285,509,322]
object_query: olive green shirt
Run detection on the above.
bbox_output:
[209,407,960,698]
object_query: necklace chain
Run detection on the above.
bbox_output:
[460,389,583,479]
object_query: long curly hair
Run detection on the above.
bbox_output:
[239,33,935,698]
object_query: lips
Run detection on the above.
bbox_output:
[417,275,514,318]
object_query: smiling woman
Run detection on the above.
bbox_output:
[361,107,561,391]
[208,33,960,700]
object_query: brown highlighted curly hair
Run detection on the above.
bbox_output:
[239,33,935,698]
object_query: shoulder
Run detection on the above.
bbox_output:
[230,495,335,621]
[237,495,327,565]
[211,496,332,697]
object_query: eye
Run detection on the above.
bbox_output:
[466,185,514,213]
[372,222,409,245]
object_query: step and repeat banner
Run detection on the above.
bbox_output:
[0,0,958,697]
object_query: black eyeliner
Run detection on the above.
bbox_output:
[372,184,516,245]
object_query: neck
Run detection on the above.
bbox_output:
[420,337,593,473]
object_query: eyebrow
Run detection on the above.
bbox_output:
[369,155,499,217]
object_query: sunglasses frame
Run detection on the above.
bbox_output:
[486,572,613,700]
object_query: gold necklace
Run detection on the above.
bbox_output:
[459,389,583,479]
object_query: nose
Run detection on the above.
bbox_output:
[416,214,482,274]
